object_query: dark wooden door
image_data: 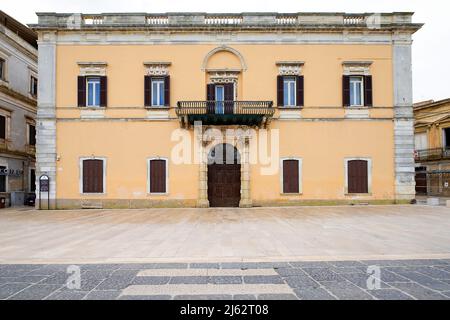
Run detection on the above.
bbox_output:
[415,167,427,195]
[208,163,241,207]
[347,160,368,194]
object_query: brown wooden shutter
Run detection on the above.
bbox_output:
[364,75,373,107]
[164,75,170,106]
[224,83,234,114]
[283,159,299,193]
[0,116,5,139]
[150,159,166,193]
[296,75,304,107]
[83,159,103,193]
[347,160,368,194]
[144,76,151,107]
[207,84,215,114]
[342,75,350,107]
[277,75,284,106]
[99,76,107,107]
[77,76,86,107]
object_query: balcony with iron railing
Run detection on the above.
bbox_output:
[414,147,450,162]
[176,100,274,127]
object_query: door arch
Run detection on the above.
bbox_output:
[207,143,241,207]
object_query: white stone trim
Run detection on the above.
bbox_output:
[144,62,171,76]
[280,157,303,194]
[344,157,372,195]
[79,157,107,195]
[209,70,240,84]
[78,61,107,76]
[202,45,247,71]
[147,157,169,195]
[276,61,304,76]
[342,61,373,76]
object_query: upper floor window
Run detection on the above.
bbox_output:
[144,75,170,107]
[30,76,38,97]
[0,58,5,80]
[77,75,107,107]
[0,115,6,140]
[28,123,36,146]
[152,79,165,106]
[349,76,364,106]
[283,77,296,107]
[87,77,101,107]
[277,75,304,107]
[343,74,372,107]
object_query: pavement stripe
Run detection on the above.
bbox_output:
[122,284,293,296]
[137,268,277,277]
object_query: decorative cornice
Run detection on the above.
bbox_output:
[0,83,37,108]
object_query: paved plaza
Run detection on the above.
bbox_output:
[1,205,450,299]
[1,260,450,300]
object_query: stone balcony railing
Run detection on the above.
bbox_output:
[33,12,420,30]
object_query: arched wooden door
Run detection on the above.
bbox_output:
[207,144,241,207]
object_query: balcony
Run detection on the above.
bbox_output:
[414,148,450,162]
[176,101,274,128]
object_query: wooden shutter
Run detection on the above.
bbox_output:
[83,159,104,193]
[224,83,234,114]
[296,75,304,107]
[283,159,299,193]
[277,75,284,106]
[364,75,373,107]
[0,116,5,139]
[77,76,86,107]
[206,84,215,114]
[100,76,107,107]
[144,76,151,107]
[29,125,36,146]
[164,76,170,106]
[150,159,166,193]
[342,75,350,107]
[347,160,368,194]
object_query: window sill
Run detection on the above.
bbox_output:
[279,106,302,110]
[280,193,303,196]
[147,192,169,196]
[345,193,372,196]
[80,192,106,196]
[80,106,106,110]
[145,106,170,110]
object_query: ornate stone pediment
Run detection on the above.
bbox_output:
[208,69,240,83]
[143,61,171,76]
[342,61,373,75]
[77,61,107,76]
[276,61,304,76]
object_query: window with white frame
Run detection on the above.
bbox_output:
[283,77,296,107]
[86,77,101,107]
[349,76,364,106]
[0,58,5,80]
[151,79,165,106]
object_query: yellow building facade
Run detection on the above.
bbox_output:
[33,12,422,209]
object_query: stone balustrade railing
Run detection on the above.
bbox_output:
[33,12,416,29]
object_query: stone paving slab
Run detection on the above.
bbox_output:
[1,259,450,300]
[2,206,450,264]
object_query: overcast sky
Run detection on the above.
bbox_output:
[2,0,449,102]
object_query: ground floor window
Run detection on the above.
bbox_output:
[281,158,302,194]
[347,159,369,194]
[81,159,104,193]
[0,165,6,192]
[148,158,167,194]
